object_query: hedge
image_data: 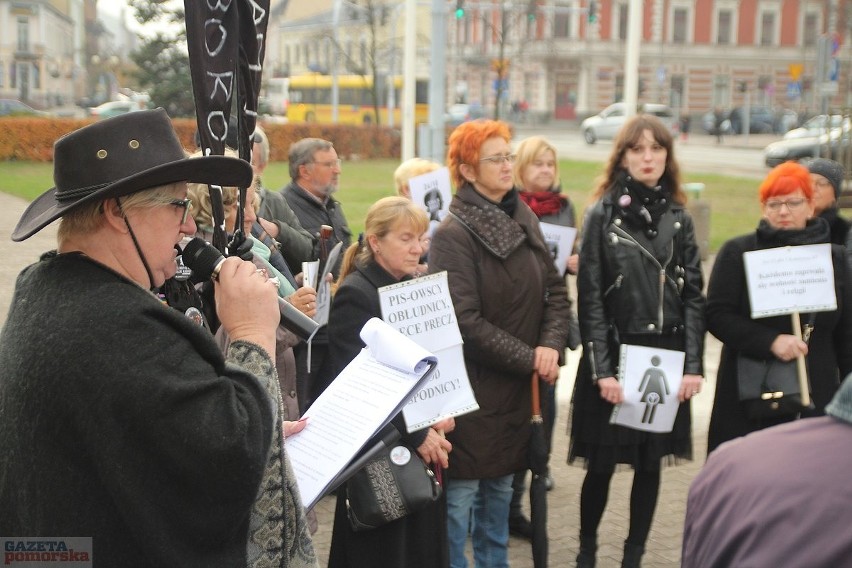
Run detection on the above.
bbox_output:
[0,116,403,162]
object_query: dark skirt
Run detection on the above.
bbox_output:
[568,334,693,472]
[327,479,449,568]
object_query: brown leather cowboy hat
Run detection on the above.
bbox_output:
[12,108,253,241]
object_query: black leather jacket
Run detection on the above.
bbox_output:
[578,193,705,379]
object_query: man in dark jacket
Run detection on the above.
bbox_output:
[281,137,351,279]
[280,138,352,410]
[683,373,852,567]
[252,126,316,273]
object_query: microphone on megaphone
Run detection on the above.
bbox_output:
[181,237,320,340]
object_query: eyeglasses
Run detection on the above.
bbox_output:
[479,154,517,165]
[168,198,192,224]
[764,198,807,212]
[311,159,342,169]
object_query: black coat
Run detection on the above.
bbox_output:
[325,260,445,568]
[578,194,706,379]
[281,180,352,278]
[706,218,852,453]
[570,190,705,468]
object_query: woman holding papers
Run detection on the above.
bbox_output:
[706,161,852,453]
[325,196,454,568]
[569,114,705,568]
[429,120,571,568]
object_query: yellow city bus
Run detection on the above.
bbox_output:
[286,73,429,125]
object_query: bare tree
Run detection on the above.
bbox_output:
[312,0,393,126]
[459,2,539,120]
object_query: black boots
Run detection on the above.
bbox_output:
[622,541,645,568]
[575,534,597,568]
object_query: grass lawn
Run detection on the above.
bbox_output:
[0,159,763,252]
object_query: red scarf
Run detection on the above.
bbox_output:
[519,190,566,218]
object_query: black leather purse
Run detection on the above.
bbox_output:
[736,355,805,419]
[345,443,442,531]
[736,316,815,420]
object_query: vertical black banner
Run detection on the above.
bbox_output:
[184,0,269,252]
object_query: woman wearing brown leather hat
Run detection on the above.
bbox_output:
[0,109,318,567]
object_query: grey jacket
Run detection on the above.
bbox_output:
[280,181,352,278]
[258,185,316,271]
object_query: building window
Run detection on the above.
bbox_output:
[554,13,570,38]
[759,12,776,46]
[615,74,624,103]
[670,74,685,108]
[672,8,688,43]
[713,75,730,107]
[803,12,819,47]
[717,10,732,44]
[17,17,30,52]
[617,4,628,40]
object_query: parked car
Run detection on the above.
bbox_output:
[728,106,775,134]
[783,114,846,139]
[444,103,485,127]
[88,100,144,120]
[764,124,852,167]
[0,99,48,117]
[580,102,676,144]
[700,109,733,135]
[728,106,798,135]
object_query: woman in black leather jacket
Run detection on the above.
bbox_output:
[568,115,706,568]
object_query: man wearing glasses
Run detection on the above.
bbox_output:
[281,137,352,279]
[280,138,353,411]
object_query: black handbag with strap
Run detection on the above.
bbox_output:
[736,355,805,419]
[736,315,815,420]
[345,442,442,532]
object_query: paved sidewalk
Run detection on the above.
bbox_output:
[0,191,719,567]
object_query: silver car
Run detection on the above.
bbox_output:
[581,102,676,144]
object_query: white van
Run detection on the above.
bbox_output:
[261,77,289,119]
[580,103,676,144]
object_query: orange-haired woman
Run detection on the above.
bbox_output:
[706,161,852,453]
[428,120,571,567]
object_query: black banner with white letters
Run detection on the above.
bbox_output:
[184,0,269,252]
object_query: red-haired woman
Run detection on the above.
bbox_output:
[706,161,852,453]
[428,120,571,567]
[570,114,705,567]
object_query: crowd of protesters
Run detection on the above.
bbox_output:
[1,107,851,568]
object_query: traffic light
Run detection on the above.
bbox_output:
[588,0,598,23]
[527,0,538,22]
[455,0,465,19]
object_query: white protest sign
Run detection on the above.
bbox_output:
[402,345,479,432]
[408,167,452,234]
[539,222,577,274]
[379,272,462,353]
[610,344,685,433]
[313,241,343,326]
[379,272,478,431]
[743,244,836,319]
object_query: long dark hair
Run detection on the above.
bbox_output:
[591,114,686,205]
